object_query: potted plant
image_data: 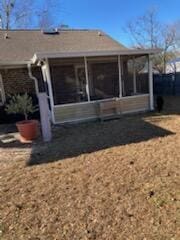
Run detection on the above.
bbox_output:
[5,93,38,141]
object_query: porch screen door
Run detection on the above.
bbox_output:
[75,65,87,102]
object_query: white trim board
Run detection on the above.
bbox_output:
[32,49,161,63]
[41,62,55,124]
[53,94,150,108]
[53,108,149,125]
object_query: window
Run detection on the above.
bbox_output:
[88,57,119,101]
[121,55,149,96]
[50,58,88,105]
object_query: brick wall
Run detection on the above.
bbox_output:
[0,66,45,96]
[0,67,44,124]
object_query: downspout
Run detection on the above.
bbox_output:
[27,62,52,142]
[27,62,39,96]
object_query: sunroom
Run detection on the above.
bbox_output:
[33,49,158,124]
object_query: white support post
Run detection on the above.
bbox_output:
[133,56,137,94]
[41,65,47,83]
[38,93,52,142]
[43,59,56,124]
[148,55,154,110]
[84,56,90,102]
[118,55,122,98]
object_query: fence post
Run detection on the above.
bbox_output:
[38,93,52,142]
[148,55,154,110]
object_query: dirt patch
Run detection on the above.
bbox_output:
[0,113,179,240]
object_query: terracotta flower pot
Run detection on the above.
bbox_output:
[16,120,38,141]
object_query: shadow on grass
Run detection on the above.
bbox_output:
[155,95,180,116]
[0,96,178,163]
[27,113,174,166]
[0,124,32,149]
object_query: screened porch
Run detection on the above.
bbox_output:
[39,53,153,124]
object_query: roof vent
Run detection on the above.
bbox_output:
[4,32,9,39]
[42,28,59,35]
[98,31,103,36]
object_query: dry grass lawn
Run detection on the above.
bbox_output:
[0,112,180,240]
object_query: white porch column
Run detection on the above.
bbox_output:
[38,93,52,142]
[148,55,154,110]
[118,55,122,98]
[41,59,56,124]
[133,56,137,94]
[84,56,90,102]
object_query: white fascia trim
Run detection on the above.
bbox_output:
[0,60,31,65]
[32,48,161,62]
[0,60,33,69]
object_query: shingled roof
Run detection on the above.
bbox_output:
[0,29,127,63]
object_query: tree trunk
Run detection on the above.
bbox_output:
[24,113,28,121]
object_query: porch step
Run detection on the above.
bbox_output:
[99,99,121,121]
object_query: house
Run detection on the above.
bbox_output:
[0,29,160,124]
[166,57,180,73]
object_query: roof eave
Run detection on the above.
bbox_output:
[32,48,162,63]
[0,60,32,67]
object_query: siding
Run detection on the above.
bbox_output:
[54,94,150,123]
[121,95,150,113]
[54,102,99,123]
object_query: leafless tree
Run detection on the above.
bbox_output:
[174,20,180,48]
[126,8,161,49]
[37,1,54,29]
[0,0,62,29]
[37,0,63,29]
[0,0,15,29]
[161,24,177,73]
[125,8,179,73]
[37,10,52,29]
[0,0,34,29]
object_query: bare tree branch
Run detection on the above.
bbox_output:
[0,0,62,29]
[124,7,179,73]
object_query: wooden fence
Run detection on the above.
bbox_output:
[153,72,180,96]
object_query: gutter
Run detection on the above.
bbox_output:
[0,60,30,65]
[27,62,39,96]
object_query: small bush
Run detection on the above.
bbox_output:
[5,93,38,120]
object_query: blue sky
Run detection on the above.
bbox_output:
[53,0,180,46]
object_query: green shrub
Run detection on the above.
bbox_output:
[5,93,38,120]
